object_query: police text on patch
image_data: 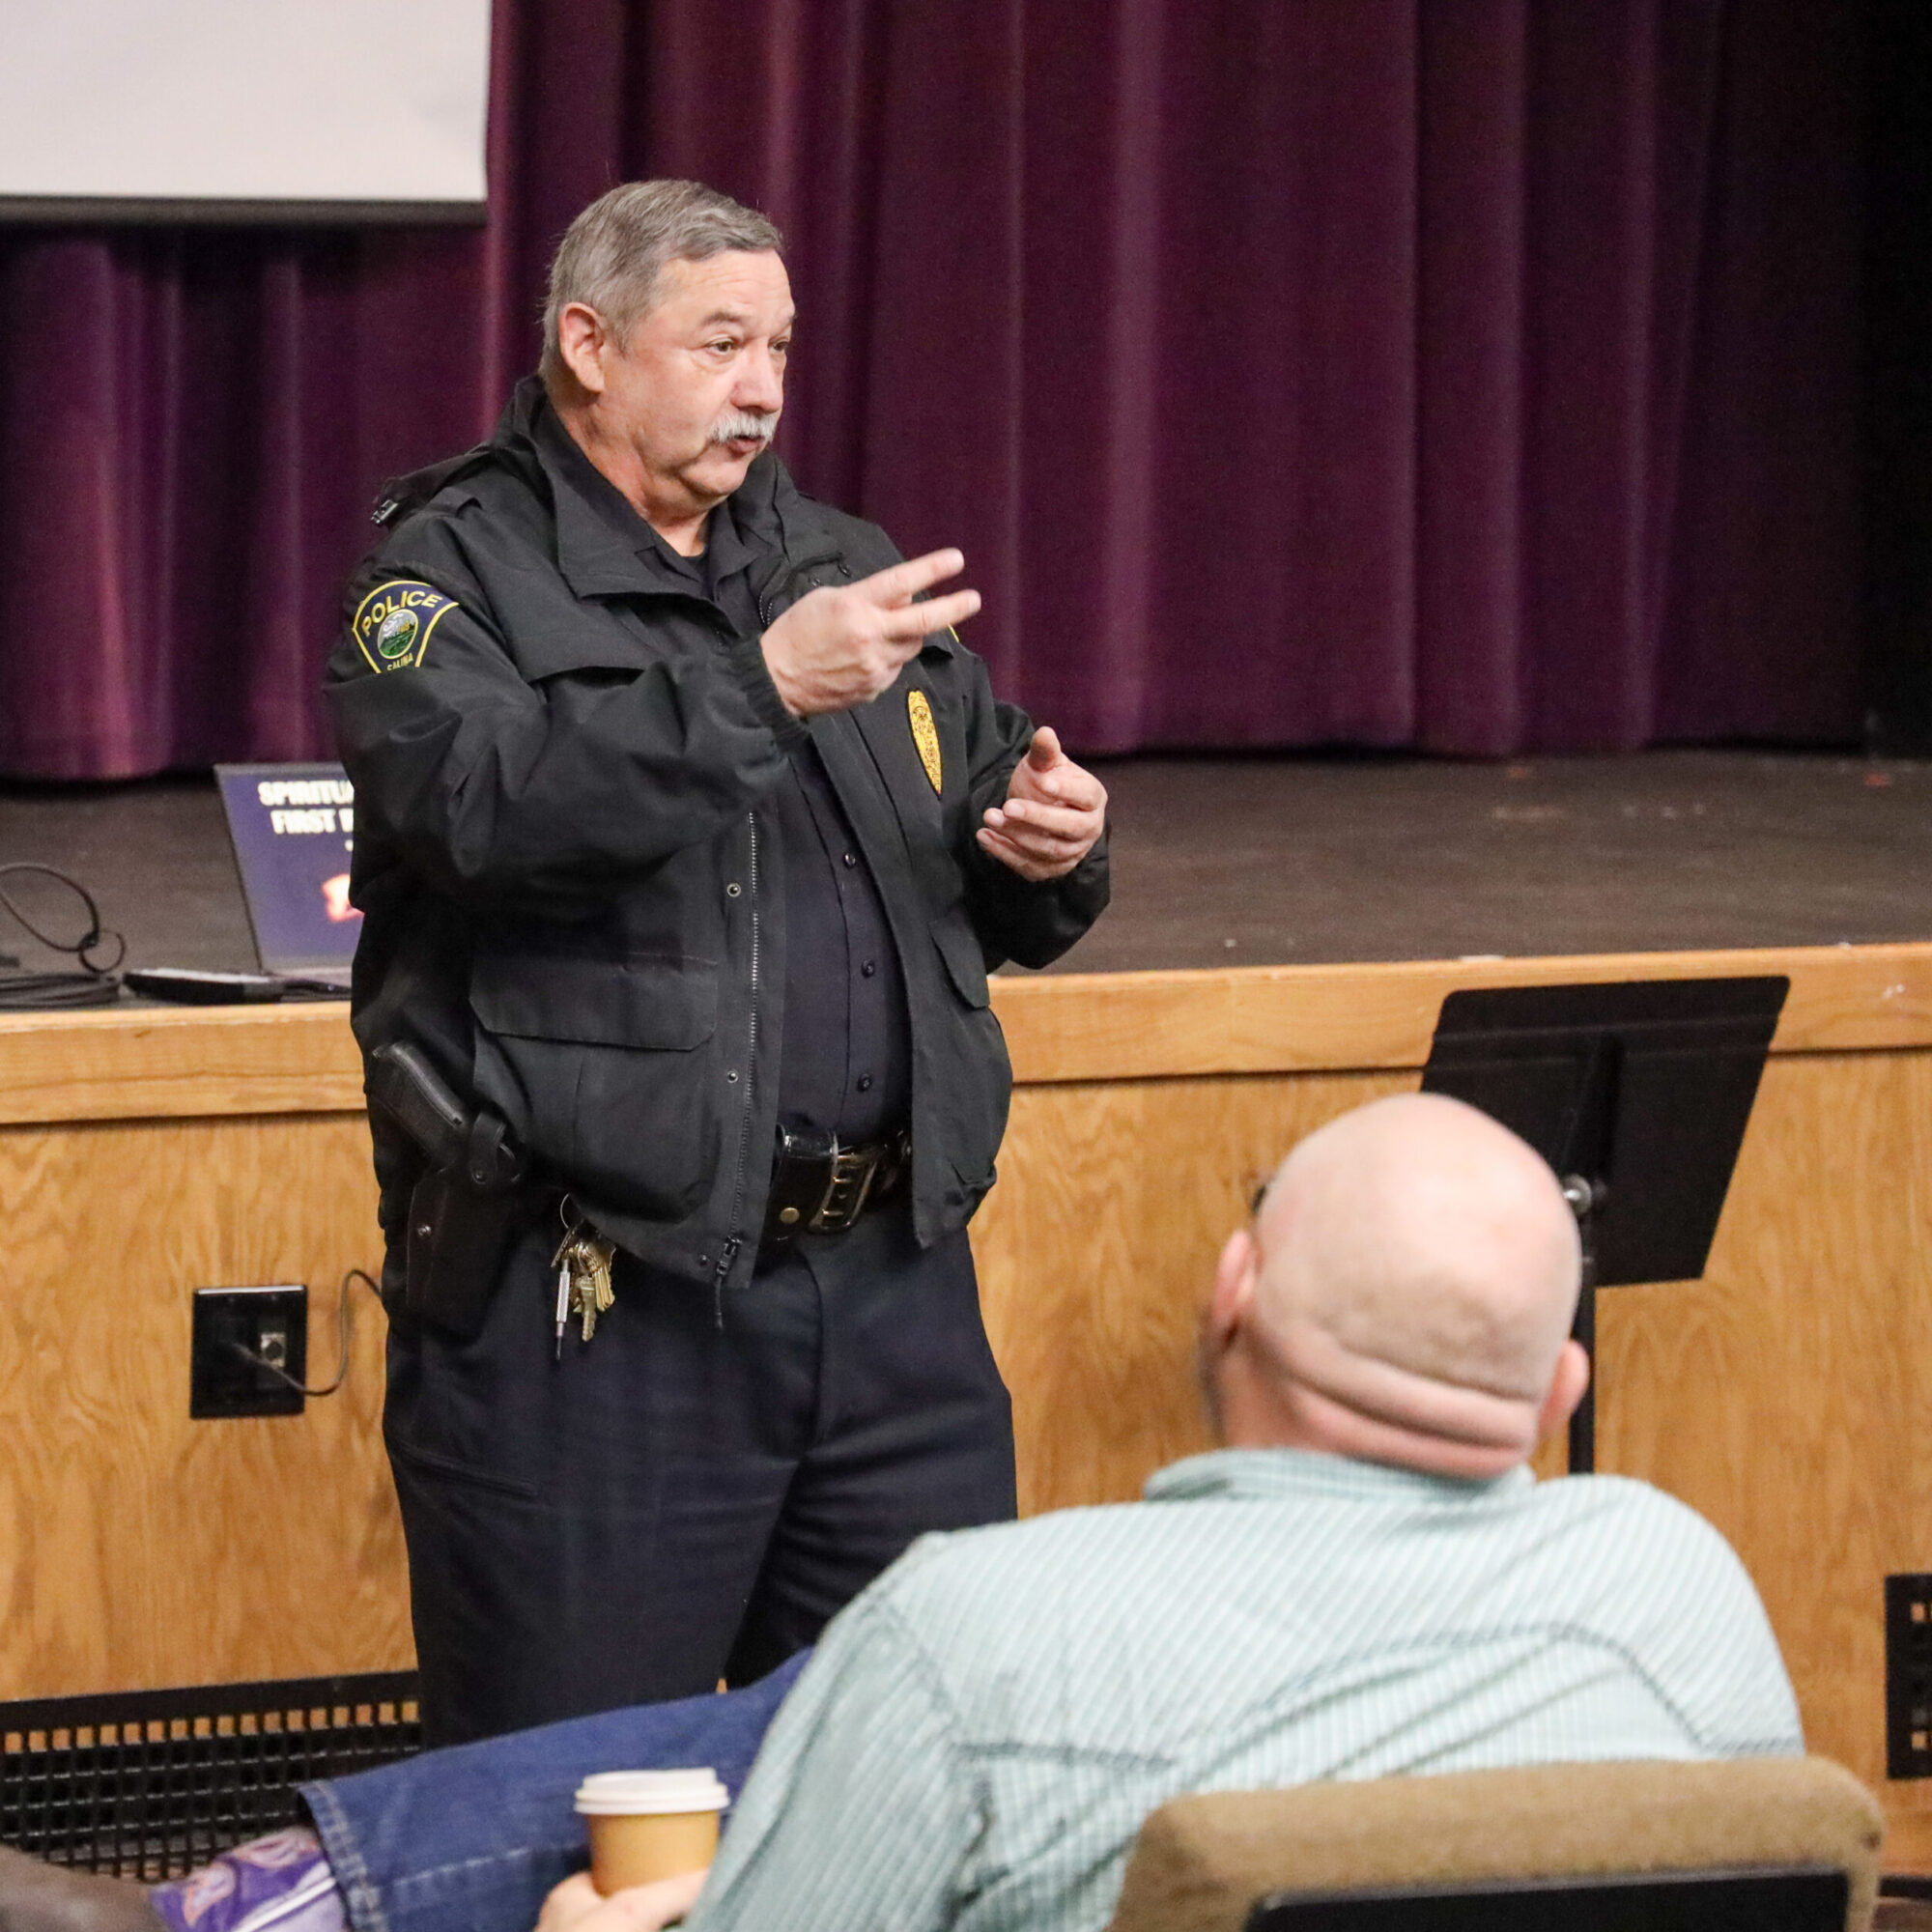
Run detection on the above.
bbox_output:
[353,581,457,673]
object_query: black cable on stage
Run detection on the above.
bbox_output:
[0,863,126,1009]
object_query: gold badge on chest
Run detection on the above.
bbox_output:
[907,689,943,794]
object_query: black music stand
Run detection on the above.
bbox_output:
[1420,977,1788,1472]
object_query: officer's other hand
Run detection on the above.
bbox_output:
[979,726,1107,881]
[535,1866,707,1932]
[761,548,980,716]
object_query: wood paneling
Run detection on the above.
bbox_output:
[5,949,1932,1859]
[1594,1047,1932,1865]
[0,1111,406,1698]
[4,936,1929,1125]
[974,1071,1411,1515]
[991,942,1932,1083]
[0,1006,362,1126]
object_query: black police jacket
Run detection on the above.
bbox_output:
[326,379,1110,1293]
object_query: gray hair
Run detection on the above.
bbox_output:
[540,180,783,384]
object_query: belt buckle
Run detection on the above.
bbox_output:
[809,1144,879,1234]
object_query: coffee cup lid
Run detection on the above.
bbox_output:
[574,1769,730,1816]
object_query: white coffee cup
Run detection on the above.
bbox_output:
[575,1769,729,1894]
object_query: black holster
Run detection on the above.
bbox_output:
[403,1115,529,1339]
[370,1043,530,1340]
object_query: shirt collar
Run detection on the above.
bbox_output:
[1145,1446,1536,1506]
[704,488,763,586]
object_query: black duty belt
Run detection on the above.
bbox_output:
[757,1123,911,1265]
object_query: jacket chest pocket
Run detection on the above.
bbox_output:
[494,582,663,682]
[469,952,723,1220]
[757,553,850,626]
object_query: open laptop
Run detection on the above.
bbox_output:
[212,761,362,991]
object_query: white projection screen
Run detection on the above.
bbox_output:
[0,0,491,222]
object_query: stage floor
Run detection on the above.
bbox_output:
[1,750,1929,979]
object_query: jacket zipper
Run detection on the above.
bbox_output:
[714,808,760,1321]
[714,571,810,1316]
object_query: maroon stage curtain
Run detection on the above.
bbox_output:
[0,0,1863,779]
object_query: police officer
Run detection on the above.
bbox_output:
[327,181,1110,1745]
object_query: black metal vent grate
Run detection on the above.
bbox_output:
[0,1671,421,1881]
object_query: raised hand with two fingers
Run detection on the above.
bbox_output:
[760,548,980,718]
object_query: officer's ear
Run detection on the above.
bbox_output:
[555,302,613,397]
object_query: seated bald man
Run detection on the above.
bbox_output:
[1,1094,1799,1932]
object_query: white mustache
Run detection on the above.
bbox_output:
[710,410,779,445]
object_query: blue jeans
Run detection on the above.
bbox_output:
[298,1654,808,1932]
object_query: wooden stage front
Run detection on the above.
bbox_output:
[4,942,1932,1859]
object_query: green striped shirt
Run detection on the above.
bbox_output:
[690,1448,1801,1932]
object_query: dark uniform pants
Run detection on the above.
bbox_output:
[384,1203,1016,1746]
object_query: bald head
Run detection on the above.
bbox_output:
[1206,1094,1586,1479]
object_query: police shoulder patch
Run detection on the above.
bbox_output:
[353,581,457,673]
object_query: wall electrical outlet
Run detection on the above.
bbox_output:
[189,1286,308,1418]
[1886,1574,1932,1777]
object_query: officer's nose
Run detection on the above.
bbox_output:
[735,347,784,415]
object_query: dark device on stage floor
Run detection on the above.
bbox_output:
[213,760,362,992]
[125,966,298,1003]
[1421,976,1788,1473]
[367,1039,528,1339]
